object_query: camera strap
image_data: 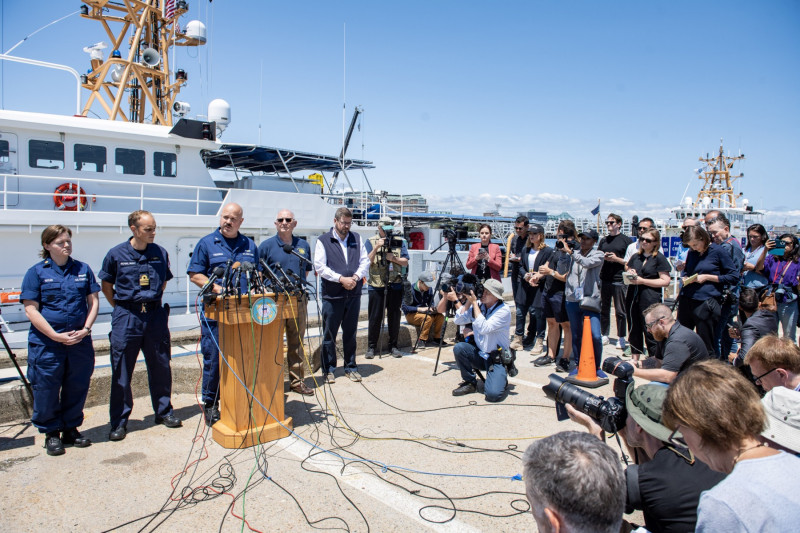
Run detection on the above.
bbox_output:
[773,261,792,284]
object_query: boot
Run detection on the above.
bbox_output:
[510,335,524,351]
[532,337,545,354]
[521,334,536,348]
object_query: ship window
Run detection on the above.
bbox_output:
[29,140,64,169]
[74,144,107,172]
[153,152,177,177]
[115,148,145,175]
[0,140,8,163]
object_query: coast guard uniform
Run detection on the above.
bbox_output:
[20,258,99,433]
[99,241,175,431]
[187,228,258,406]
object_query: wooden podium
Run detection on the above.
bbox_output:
[205,293,293,448]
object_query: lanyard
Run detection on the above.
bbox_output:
[481,301,502,320]
[773,261,792,284]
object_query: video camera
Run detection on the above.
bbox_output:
[542,356,634,434]
[454,273,484,299]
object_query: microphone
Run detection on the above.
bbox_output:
[200,266,226,296]
[220,259,233,295]
[224,261,241,296]
[240,261,257,293]
[259,259,286,293]
[282,243,313,266]
[272,263,297,292]
[286,268,312,288]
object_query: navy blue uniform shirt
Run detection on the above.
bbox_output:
[21,257,100,346]
[187,228,258,294]
[258,234,312,278]
[99,241,173,302]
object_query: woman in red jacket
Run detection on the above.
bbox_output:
[467,224,502,281]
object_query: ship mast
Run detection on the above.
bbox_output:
[696,139,745,209]
[79,0,204,125]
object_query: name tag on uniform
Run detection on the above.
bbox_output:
[140,273,150,287]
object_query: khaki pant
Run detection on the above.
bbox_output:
[284,299,309,386]
[405,312,445,341]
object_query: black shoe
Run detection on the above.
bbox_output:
[433,338,450,347]
[44,432,65,456]
[155,414,182,428]
[61,428,91,448]
[204,406,221,427]
[522,334,536,347]
[534,355,554,367]
[452,381,477,396]
[109,426,127,441]
[365,348,376,359]
[555,359,570,373]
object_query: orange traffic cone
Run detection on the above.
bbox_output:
[565,315,609,388]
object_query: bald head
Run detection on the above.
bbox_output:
[220,203,244,238]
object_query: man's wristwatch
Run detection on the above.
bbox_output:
[83,326,92,334]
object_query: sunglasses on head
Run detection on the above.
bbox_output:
[276,218,293,223]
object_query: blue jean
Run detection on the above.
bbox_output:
[565,301,602,369]
[515,302,546,339]
[321,297,361,374]
[777,299,798,341]
[452,341,507,402]
[715,300,739,359]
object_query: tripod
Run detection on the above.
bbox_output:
[412,230,467,376]
[0,328,33,403]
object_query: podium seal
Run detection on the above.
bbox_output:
[251,297,278,325]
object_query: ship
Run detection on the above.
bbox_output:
[669,140,763,237]
[0,1,377,337]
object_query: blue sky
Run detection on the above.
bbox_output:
[1,1,798,224]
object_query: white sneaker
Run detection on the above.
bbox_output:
[601,335,610,346]
[618,337,628,351]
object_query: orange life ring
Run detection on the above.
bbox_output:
[53,183,88,211]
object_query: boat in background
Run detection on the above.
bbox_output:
[669,140,763,238]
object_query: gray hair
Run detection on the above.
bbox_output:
[522,431,624,533]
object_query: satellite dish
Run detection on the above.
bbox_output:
[742,198,749,207]
[702,197,711,206]
[683,196,693,207]
[141,48,160,67]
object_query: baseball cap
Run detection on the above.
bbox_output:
[529,224,545,234]
[761,387,800,454]
[378,216,393,225]
[578,228,599,241]
[482,278,504,300]
[418,271,435,287]
[625,382,675,443]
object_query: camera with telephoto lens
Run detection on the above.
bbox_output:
[455,273,484,299]
[542,356,633,434]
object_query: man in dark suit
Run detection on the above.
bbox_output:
[511,224,553,354]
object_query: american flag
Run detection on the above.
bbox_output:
[164,0,176,20]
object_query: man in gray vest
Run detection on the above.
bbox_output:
[313,207,370,383]
[365,216,410,358]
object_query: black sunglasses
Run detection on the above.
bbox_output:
[640,237,656,243]
[276,218,294,223]
[605,221,616,225]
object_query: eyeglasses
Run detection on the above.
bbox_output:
[667,427,688,449]
[782,240,793,246]
[515,225,527,231]
[645,316,665,330]
[638,226,651,232]
[276,218,294,223]
[753,367,777,385]
[605,221,616,225]
[705,217,719,226]
[640,238,655,244]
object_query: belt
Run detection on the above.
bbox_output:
[116,300,162,313]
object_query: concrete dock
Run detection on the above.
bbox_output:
[0,303,642,532]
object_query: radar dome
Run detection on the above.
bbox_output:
[683,196,693,207]
[208,99,231,135]
[185,21,207,44]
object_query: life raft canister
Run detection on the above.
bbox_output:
[53,183,89,211]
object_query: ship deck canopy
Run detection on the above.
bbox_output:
[202,144,374,174]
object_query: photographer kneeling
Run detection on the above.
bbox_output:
[567,380,725,533]
[448,278,511,402]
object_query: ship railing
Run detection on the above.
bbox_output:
[1,172,224,215]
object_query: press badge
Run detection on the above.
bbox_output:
[574,287,583,300]
[139,273,150,287]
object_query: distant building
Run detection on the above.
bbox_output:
[518,210,548,224]
[331,191,429,214]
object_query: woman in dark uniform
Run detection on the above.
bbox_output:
[20,225,99,456]
[624,227,671,361]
